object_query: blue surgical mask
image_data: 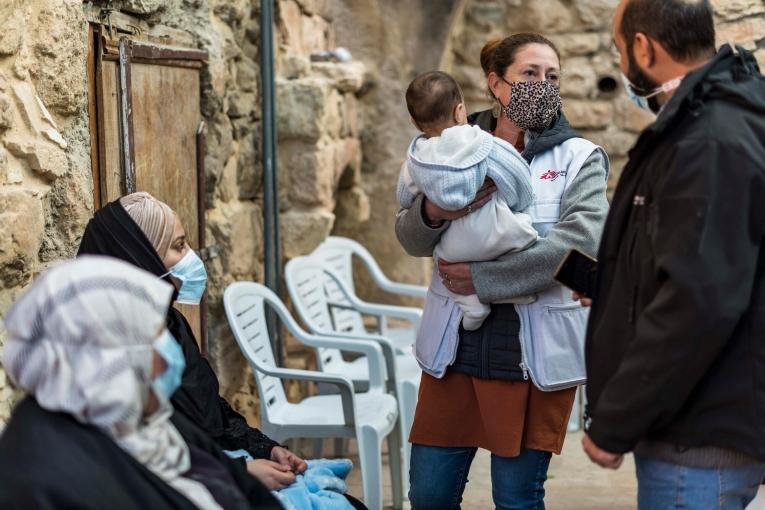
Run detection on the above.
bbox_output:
[621,73,683,114]
[152,329,186,402]
[167,249,207,305]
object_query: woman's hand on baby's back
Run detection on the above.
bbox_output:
[423,179,497,226]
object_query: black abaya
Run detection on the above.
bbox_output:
[0,397,281,510]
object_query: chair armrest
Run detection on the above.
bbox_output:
[305,330,400,394]
[377,281,428,299]
[294,333,387,393]
[328,299,422,324]
[254,364,356,427]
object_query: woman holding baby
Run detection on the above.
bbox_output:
[396,33,609,509]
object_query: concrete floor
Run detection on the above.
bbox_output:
[343,431,765,509]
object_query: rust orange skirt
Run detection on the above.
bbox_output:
[409,371,576,457]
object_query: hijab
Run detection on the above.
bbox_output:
[120,192,177,260]
[2,257,223,510]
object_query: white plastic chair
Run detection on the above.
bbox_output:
[224,282,404,510]
[312,236,427,351]
[284,255,422,494]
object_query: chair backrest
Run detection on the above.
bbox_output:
[312,237,373,334]
[224,282,288,420]
[284,256,357,372]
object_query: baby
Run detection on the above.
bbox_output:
[398,71,538,378]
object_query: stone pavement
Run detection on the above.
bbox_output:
[344,431,765,509]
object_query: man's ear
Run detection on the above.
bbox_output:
[633,32,655,69]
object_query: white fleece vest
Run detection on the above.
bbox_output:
[516,137,605,391]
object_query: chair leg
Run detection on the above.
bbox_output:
[313,438,324,459]
[334,437,347,457]
[356,425,384,510]
[398,380,418,498]
[387,419,405,510]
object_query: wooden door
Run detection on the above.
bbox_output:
[91,32,209,350]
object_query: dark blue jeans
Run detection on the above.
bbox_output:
[636,454,765,510]
[409,444,551,510]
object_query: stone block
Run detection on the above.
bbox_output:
[280,208,335,258]
[5,139,68,180]
[0,94,13,131]
[506,0,576,34]
[237,130,263,200]
[39,173,95,262]
[227,89,257,118]
[341,93,359,138]
[119,0,165,14]
[278,0,306,54]
[0,189,44,287]
[549,33,602,57]
[0,7,24,56]
[276,78,336,141]
[560,58,597,99]
[281,53,312,79]
[333,137,362,186]
[295,0,316,15]
[207,200,264,278]
[465,1,507,31]
[574,0,619,31]
[280,139,335,208]
[25,1,87,116]
[452,64,489,97]
[712,0,765,21]
[716,17,765,49]
[310,61,366,93]
[301,13,330,55]
[236,57,259,94]
[216,139,241,203]
[332,186,370,235]
[563,99,613,129]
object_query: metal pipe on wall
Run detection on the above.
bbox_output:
[260,0,284,364]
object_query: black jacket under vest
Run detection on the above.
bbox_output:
[585,45,765,459]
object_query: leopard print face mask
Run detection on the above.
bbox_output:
[498,79,562,132]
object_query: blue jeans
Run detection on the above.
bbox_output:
[409,444,551,510]
[636,454,765,510]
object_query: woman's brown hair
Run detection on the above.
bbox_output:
[480,33,561,78]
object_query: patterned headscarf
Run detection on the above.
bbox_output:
[120,192,177,259]
[2,256,223,510]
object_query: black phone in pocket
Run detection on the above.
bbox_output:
[554,249,598,297]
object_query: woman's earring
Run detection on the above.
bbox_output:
[492,99,501,119]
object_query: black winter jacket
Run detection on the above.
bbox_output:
[585,45,765,459]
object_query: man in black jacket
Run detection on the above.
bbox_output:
[581,0,765,508]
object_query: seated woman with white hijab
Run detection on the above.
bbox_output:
[0,256,281,510]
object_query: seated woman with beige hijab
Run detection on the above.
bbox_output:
[77,192,306,489]
[0,256,281,509]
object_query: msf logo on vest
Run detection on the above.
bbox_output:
[540,169,567,182]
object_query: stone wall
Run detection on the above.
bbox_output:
[0,0,368,426]
[446,0,765,194]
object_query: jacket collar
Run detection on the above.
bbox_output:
[641,43,755,137]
